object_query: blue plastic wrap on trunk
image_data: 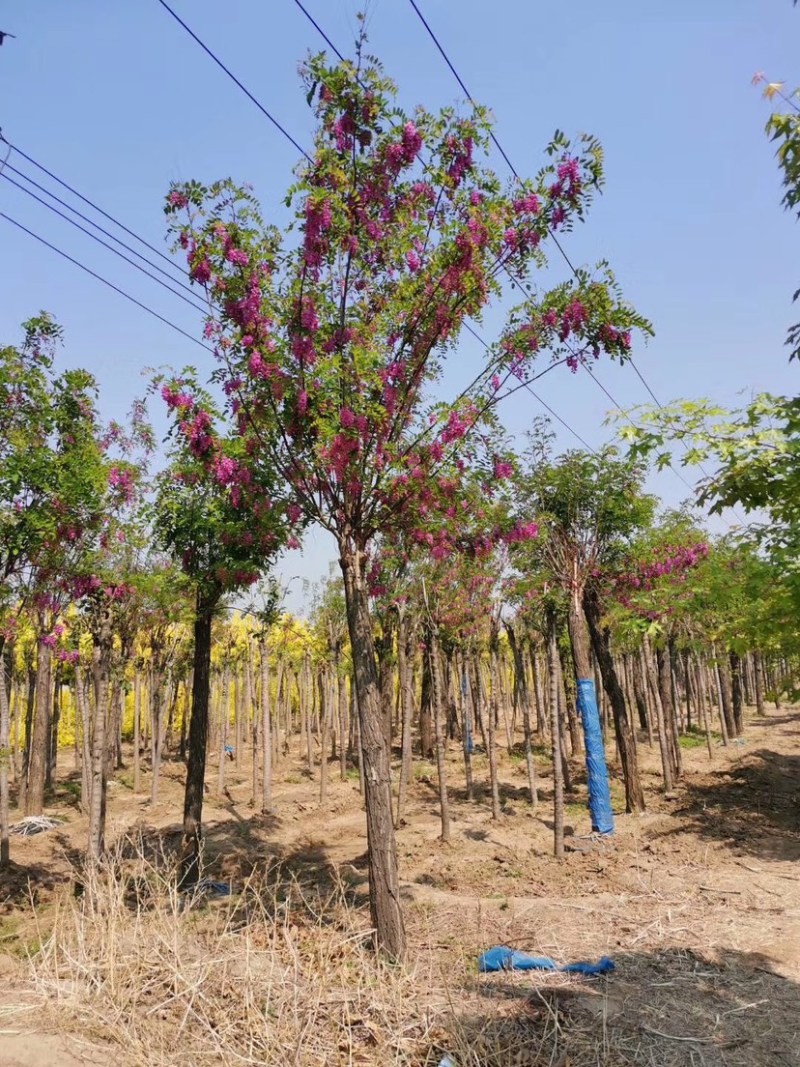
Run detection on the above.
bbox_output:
[576,678,614,835]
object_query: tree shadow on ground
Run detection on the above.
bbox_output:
[659,747,800,862]
[0,858,64,912]
[443,946,800,1067]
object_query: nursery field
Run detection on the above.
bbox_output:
[2,706,799,1067]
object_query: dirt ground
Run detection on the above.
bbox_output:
[1,708,799,1066]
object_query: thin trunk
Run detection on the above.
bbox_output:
[730,652,744,737]
[260,640,273,814]
[547,620,565,860]
[218,668,230,794]
[459,654,475,803]
[487,625,503,820]
[77,668,91,816]
[319,670,330,807]
[133,673,142,793]
[395,615,414,826]
[429,632,450,842]
[646,639,674,792]
[0,642,10,867]
[506,623,538,809]
[88,612,113,863]
[754,651,766,718]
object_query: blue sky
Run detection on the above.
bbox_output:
[1,1,797,609]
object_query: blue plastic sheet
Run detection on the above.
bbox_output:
[479,945,615,976]
[576,678,614,835]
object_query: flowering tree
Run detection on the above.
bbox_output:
[154,375,293,881]
[0,315,138,830]
[164,43,649,955]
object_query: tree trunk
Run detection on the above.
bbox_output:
[88,611,114,862]
[0,641,11,867]
[218,668,230,794]
[77,667,91,816]
[584,586,645,814]
[340,544,405,959]
[429,632,450,843]
[24,640,52,816]
[547,619,565,860]
[716,653,736,740]
[395,614,414,826]
[505,623,538,808]
[181,603,214,886]
[647,640,674,792]
[133,672,142,793]
[487,622,503,820]
[754,651,766,718]
[319,670,330,807]
[730,652,744,736]
[260,639,273,814]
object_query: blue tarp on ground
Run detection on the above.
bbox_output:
[478,945,615,976]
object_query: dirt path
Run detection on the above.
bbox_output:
[2,708,799,1065]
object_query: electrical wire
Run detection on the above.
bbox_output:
[2,171,208,314]
[1,136,189,277]
[1,211,213,353]
[404,0,726,509]
[462,322,597,453]
[156,0,312,162]
[3,161,202,301]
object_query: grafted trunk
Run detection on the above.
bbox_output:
[340,544,405,960]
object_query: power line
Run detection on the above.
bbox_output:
[462,322,597,454]
[404,0,717,505]
[2,171,208,314]
[156,0,312,162]
[1,211,213,354]
[2,137,188,278]
[290,0,344,61]
[3,161,203,302]
[152,0,596,455]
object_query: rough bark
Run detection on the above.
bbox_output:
[181,601,214,886]
[754,651,766,718]
[24,640,52,816]
[584,586,645,813]
[340,544,405,959]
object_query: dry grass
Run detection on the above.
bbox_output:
[21,837,461,1066]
